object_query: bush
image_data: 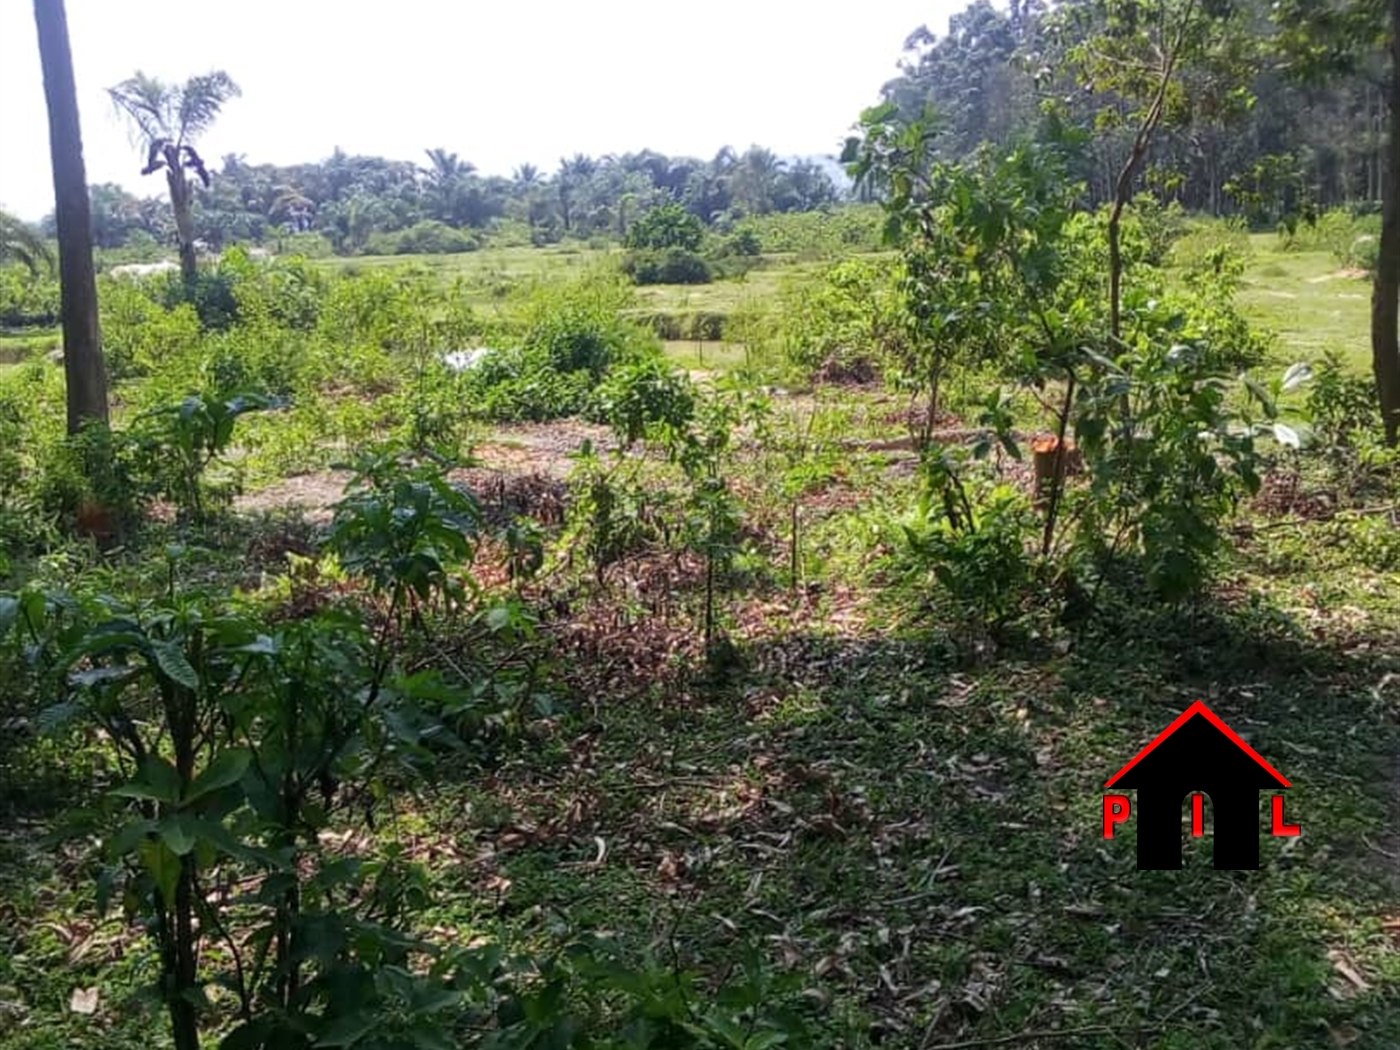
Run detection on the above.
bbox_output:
[1171,221,1253,291]
[1290,208,1381,270]
[740,206,884,256]
[459,348,596,422]
[0,265,59,327]
[622,248,713,285]
[767,256,903,378]
[365,220,480,256]
[625,203,705,251]
[514,270,654,377]
[889,468,1037,628]
[589,355,696,445]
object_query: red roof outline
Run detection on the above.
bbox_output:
[1104,700,1291,789]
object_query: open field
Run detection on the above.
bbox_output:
[1237,234,1372,370]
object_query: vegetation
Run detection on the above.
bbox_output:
[8,4,1400,1050]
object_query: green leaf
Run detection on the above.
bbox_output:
[159,812,200,855]
[314,1013,377,1048]
[149,640,199,690]
[139,837,181,906]
[108,818,157,858]
[111,755,182,804]
[184,749,250,804]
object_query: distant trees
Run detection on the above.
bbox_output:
[48,141,843,259]
[33,0,108,434]
[108,70,241,282]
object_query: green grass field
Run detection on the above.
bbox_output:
[1237,233,1371,369]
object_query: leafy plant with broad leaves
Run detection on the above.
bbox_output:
[325,443,481,616]
[133,391,282,520]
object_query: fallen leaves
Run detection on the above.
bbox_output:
[68,986,99,1015]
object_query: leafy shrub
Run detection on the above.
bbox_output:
[885,444,1036,628]
[589,355,696,445]
[153,267,241,330]
[0,264,59,327]
[623,248,713,285]
[1306,350,1377,452]
[1071,302,1283,599]
[1290,208,1381,269]
[99,279,198,381]
[326,443,480,606]
[515,270,652,377]
[459,347,596,422]
[365,220,481,256]
[740,206,884,256]
[768,256,903,378]
[719,227,762,257]
[1171,221,1253,293]
[625,202,705,251]
[562,442,671,582]
[130,392,281,520]
[1129,193,1190,266]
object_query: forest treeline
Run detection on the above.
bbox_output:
[54,147,845,258]
[10,0,1391,261]
[879,0,1384,224]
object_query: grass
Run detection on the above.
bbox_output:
[4,231,1400,1048]
[1237,233,1371,370]
[5,425,1400,1048]
[661,340,752,371]
[0,326,59,366]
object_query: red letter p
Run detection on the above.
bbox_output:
[1103,794,1131,838]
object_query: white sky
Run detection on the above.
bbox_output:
[0,0,955,221]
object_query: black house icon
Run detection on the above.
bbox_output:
[1105,701,1291,870]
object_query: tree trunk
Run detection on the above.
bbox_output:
[33,0,108,434]
[1373,0,1400,446]
[168,169,198,283]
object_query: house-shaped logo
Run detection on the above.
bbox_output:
[1103,701,1300,870]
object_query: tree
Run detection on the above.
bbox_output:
[0,209,53,273]
[557,153,597,233]
[626,202,705,251]
[108,70,241,282]
[33,0,109,434]
[1274,0,1400,443]
[1060,0,1247,341]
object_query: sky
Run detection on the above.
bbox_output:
[0,0,957,221]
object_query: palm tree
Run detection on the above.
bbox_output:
[108,70,241,282]
[556,153,596,234]
[513,162,541,187]
[0,209,53,273]
[33,0,108,434]
[732,146,786,216]
[420,148,476,225]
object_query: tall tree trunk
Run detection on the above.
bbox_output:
[33,0,108,434]
[168,170,198,283]
[1374,0,1400,446]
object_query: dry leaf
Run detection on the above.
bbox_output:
[69,987,98,1015]
[1327,949,1371,993]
